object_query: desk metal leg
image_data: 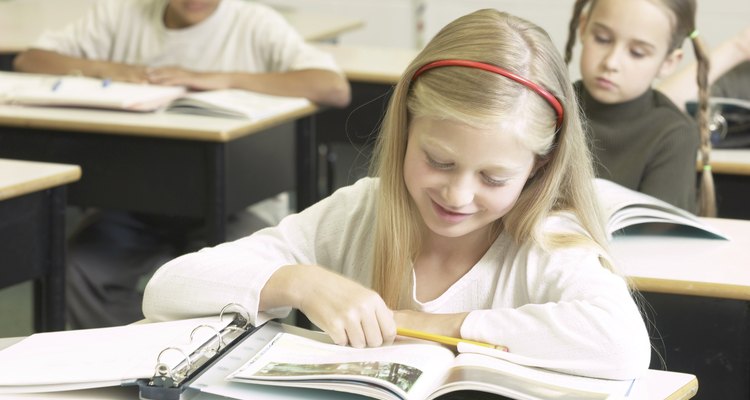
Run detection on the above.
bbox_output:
[293,116,316,329]
[296,115,317,211]
[34,187,66,332]
[206,144,227,246]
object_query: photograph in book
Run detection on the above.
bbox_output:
[594,178,728,240]
[226,332,634,400]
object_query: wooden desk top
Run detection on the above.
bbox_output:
[614,217,750,300]
[697,148,750,176]
[0,0,363,54]
[0,158,81,201]
[314,43,418,84]
[631,369,698,400]
[0,102,317,142]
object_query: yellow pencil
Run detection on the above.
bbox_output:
[396,327,509,352]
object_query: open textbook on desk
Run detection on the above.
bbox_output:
[0,72,311,119]
[0,317,640,400]
[595,178,728,239]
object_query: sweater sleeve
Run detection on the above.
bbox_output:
[461,243,651,380]
[142,178,377,325]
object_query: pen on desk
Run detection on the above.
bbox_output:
[51,79,62,92]
[396,327,509,352]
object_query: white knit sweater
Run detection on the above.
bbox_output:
[143,177,650,379]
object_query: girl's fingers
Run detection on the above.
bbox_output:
[376,306,397,345]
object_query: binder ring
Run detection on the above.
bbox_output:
[190,324,225,354]
[155,346,192,380]
[219,303,250,328]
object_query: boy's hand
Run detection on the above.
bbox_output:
[96,62,149,84]
[146,67,230,90]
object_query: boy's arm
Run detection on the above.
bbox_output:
[658,27,750,112]
[13,49,149,83]
[147,67,351,108]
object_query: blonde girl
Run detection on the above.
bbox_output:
[143,9,650,379]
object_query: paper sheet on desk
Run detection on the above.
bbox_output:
[0,72,186,112]
[0,385,137,399]
[456,343,635,399]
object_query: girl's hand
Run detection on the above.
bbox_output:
[264,265,396,348]
[300,266,396,348]
[146,67,231,90]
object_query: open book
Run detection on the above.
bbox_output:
[0,72,311,120]
[220,328,635,400]
[0,319,696,400]
[595,178,728,239]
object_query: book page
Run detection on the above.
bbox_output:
[166,89,310,120]
[0,316,231,393]
[0,72,185,112]
[430,352,632,400]
[228,333,456,400]
[594,178,727,239]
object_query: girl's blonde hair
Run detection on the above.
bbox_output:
[564,0,715,217]
[370,9,611,308]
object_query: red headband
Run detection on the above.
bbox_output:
[412,59,564,131]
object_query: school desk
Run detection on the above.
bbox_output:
[0,335,698,400]
[310,44,418,195]
[704,148,750,176]
[613,217,750,399]
[615,217,750,300]
[0,102,318,245]
[695,148,750,219]
[0,158,81,332]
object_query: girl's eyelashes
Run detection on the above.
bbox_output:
[630,49,646,59]
[425,152,510,187]
[426,154,453,170]
[594,34,612,44]
[481,174,508,187]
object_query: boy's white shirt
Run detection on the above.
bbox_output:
[32,0,340,73]
[143,177,651,380]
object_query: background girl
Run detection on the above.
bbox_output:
[564,0,715,215]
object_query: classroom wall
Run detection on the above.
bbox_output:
[256,0,749,81]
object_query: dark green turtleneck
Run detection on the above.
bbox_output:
[574,81,699,212]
